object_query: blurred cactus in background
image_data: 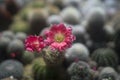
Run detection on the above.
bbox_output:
[0,0,120,80]
[91,48,118,68]
[68,61,92,80]
[0,60,24,80]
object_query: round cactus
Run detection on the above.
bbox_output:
[65,43,90,66]
[91,48,118,68]
[32,57,67,80]
[99,67,118,80]
[0,59,24,79]
[21,51,35,65]
[7,39,24,60]
[28,9,48,34]
[14,32,27,42]
[0,37,11,61]
[10,20,30,33]
[60,6,81,25]
[47,15,62,25]
[28,1,45,8]
[72,25,87,43]
[86,7,107,43]
[67,61,92,80]
[1,30,14,40]
[0,37,11,52]
[63,0,80,8]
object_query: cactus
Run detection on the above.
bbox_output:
[28,9,48,34]
[65,43,89,67]
[21,51,35,65]
[99,67,118,80]
[32,57,68,80]
[10,20,30,33]
[72,25,87,43]
[91,48,118,68]
[60,6,81,25]
[14,32,27,42]
[1,30,14,40]
[47,15,62,25]
[28,1,45,8]
[67,61,92,80]
[112,14,120,61]
[63,0,80,8]
[0,37,11,61]
[86,7,107,43]
[0,60,24,79]
[7,39,24,60]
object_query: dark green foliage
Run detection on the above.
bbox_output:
[21,51,34,65]
[68,61,92,80]
[0,60,24,79]
[7,39,24,60]
[91,48,118,68]
[99,67,118,80]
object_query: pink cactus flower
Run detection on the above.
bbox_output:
[45,23,76,52]
[25,35,45,52]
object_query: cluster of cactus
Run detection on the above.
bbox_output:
[65,43,90,67]
[0,30,34,64]
[32,58,62,80]
[67,61,92,80]
[21,51,35,65]
[91,48,118,68]
[99,67,118,80]
[0,60,24,80]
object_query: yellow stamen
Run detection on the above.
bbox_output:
[54,33,65,43]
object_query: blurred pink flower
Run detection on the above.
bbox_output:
[25,35,45,52]
[45,23,76,52]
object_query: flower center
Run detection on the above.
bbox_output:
[54,33,65,43]
[33,41,39,48]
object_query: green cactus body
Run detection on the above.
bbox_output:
[14,32,27,42]
[1,30,14,40]
[28,1,45,8]
[99,67,118,80]
[0,37,11,61]
[7,39,24,60]
[28,9,48,34]
[91,48,118,68]
[60,6,81,25]
[0,60,24,79]
[21,51,35,65]
[32,57,66,80]
[68,61,92,80]
[10,20,30,33]
[72,25,87,43]
[65,43,89,66]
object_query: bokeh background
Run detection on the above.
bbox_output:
[0,0,120,80]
